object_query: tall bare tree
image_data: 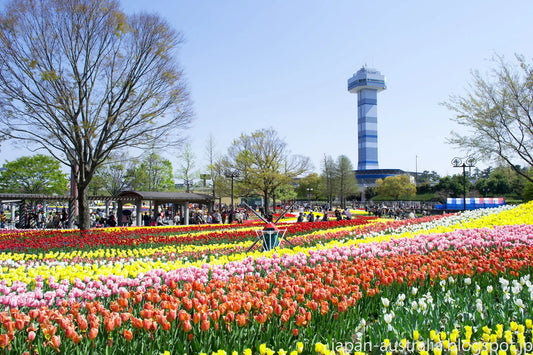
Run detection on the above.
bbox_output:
[89,152,133,196]
[443,54,533,183]
[320,154,336,207]
[177,143,196,192]
[205,134,217,197]
[0,0,192,229]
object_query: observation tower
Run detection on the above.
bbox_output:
[347,67,386,170]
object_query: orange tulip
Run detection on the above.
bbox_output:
[236,313,247,327]
[123,329,133,341]
[131,317,143,329]
[15,319,25,331]
[3,321,15,333]
[88,327,98,341]
[166,309,177,322]
[0,334,8,348]
[28,309,39,320]
[120,312,131,323]
[104,318,115,333]
[182,320,192,332]
[210,310,220,322]
[72,333,82,344]
[178,309,190,322]
[51,335,61,350]
[65,326,76,339]
[142,319,153,332]
[200,319,210,331]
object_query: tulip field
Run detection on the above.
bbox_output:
[1,202,533,354]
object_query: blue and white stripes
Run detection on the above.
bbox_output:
[348,67,386,170]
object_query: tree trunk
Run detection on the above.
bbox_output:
[263,190,270,216]
[78,183,91,230]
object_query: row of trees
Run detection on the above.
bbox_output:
[364,165,533,202]
[0,128,359,211]
[2,137,532,210]
[294,155,358,208]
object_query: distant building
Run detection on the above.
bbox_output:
[348,67,410,198]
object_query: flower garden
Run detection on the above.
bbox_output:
[1,202,533,354]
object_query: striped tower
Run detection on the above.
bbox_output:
[347,67,386,170]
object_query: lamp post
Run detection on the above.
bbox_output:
[306,187,313,203]
[452,157,476,211]
[225,169,240,211]
[200,174,210,188]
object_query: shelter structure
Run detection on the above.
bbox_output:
[115,191,215,226]
[0,191,215,228]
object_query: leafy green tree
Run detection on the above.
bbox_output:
[273,183,297,204]
[492,165,529,197]
[335,155,358,208]
[523,183,533,202]
[435,175,468,198]
[444,54,533,183]
[296,173,321,200]
[416,170,441,185]
[127,152,174,192]
[486,171,512,196]
[226,128,310,213]
[474,166,527,197]
[0,0,192,229]
[473,178,490,196]
[0,154,68,194]
[375,175,416,200]
[472,167,492,180]
[416,182,433,195]
[364,186,377,200]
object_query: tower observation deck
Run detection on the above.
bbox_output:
[348,67,386,170]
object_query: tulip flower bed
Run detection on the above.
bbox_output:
[0,217,380,253]
[0,203,533,354]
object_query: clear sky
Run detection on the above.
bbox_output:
[2,0,533,178]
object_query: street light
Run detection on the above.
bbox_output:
[200,173,210,188]
[452,157,476,211]
[225,169,240,211]
[306,187,313,203]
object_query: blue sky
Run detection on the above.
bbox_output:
[2,0,533,178]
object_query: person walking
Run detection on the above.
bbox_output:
[0,211,6,229]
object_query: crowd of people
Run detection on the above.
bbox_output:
[0,207,70,229]
[0,200,432,230]
[89,206,254,228]
[296,207,353,223]
[364,204,430,219]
